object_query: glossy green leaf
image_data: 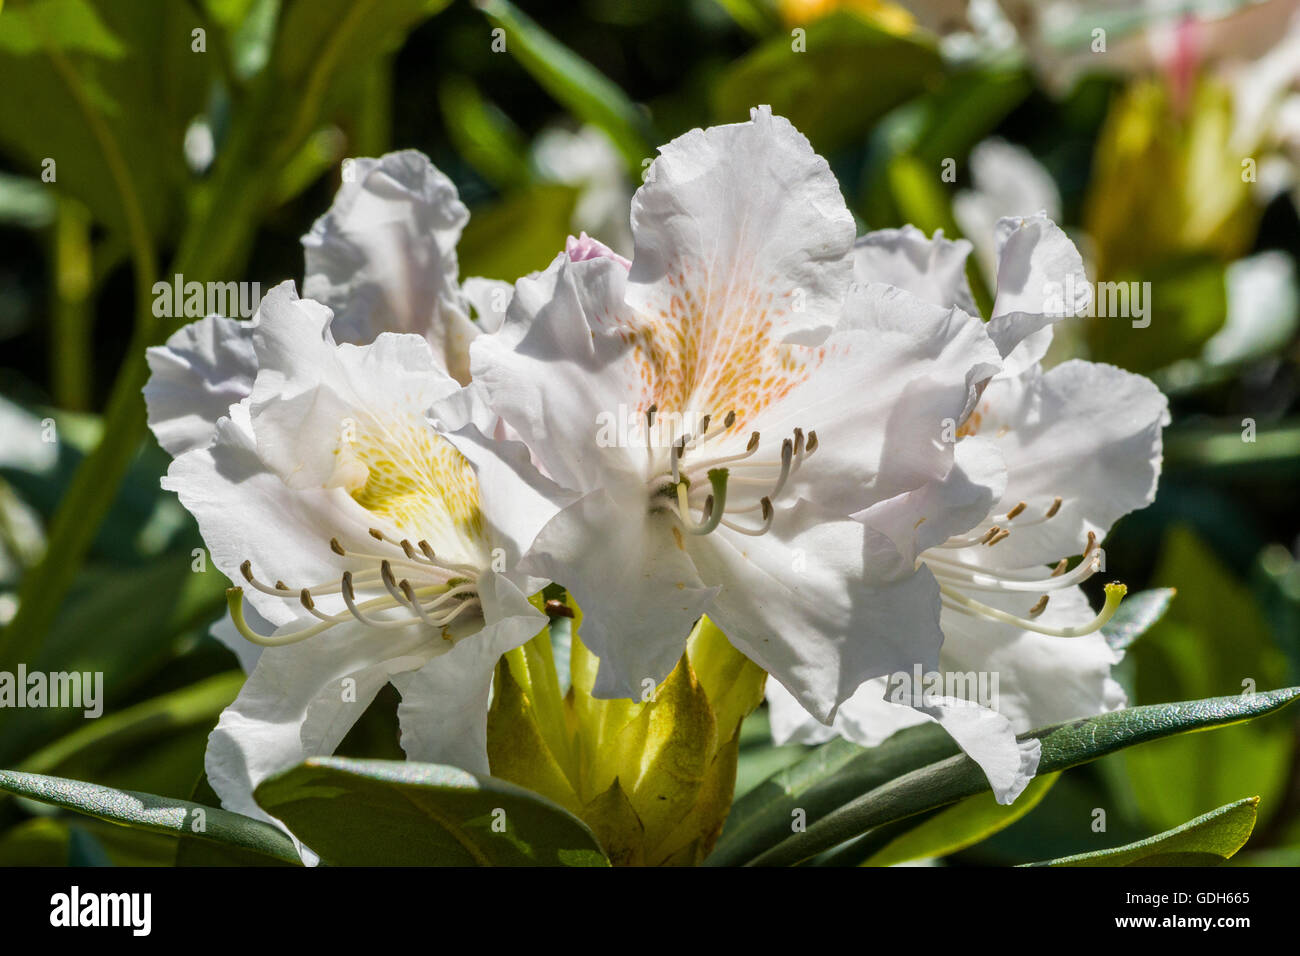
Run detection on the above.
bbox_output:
[0,768,301,864]
[737,687,1300,866]
[709,722,960,866]
[826,772,1060,867]
[255,757,609,866]
[1024,797,1259,867]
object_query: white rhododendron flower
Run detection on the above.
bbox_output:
[304,149,514,383]
[771,217,1170,802]
[144,283,566,840]
[145,151,506,461]
[953,137,1063,288]
[465,107,1012,744]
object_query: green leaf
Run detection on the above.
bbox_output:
[0,0,213,237]
[709,722,960,866]
[1102,587,1176,651]
[735,687,1300,866]
[458,184,578,282]
[0,555,228,766]
[0,768,302,864]
[476,0,655,175]
[1122,527,1294,831]
[1024,797,1259,867]
[255,757,609,866]
[713,11,942,152]
[733,707,809,799]
[0,0,125,58]
[14,671,244,785]
[438,75,530,189]
[711,0,779,35]
[824,772,1059,867]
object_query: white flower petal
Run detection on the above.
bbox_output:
[959,359,1169,568]
[986,213,1089,376]
[766,282,1000,515]
[469,252,645,493]
[460,276,514,333]
[938,585,1126,733]
[209,609,264,674]
[520,491,718,699]
[687,499,943,724]
[628,105,855,346]
[393,570,545,773]
[163,404,374,627]
[851,225,977,315]
[911,698,1040,805]
[854,435,1007,578]
[953,138,1062,286]
[302,150,480,382]
[144,312,258,457]
[436,423,575,594]
[205,621,437,838]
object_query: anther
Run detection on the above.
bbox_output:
[1028,595,1049,618]
[722,496,774,536]
[986,528,1011,546]
[805,430,819,455]
[545,599,575,619]
[978,526,1001,545]
[793,428,804,458]
[723,410,737,429]
[1051,558,1069,577]
[1083,531,1097,557]
[1005,501,1027,520]
[369,527,384,541]
[746,430,760,452]
[330,537,346,556]
[1045,496,1063,518]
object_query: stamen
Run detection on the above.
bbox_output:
[330,537,346,556]
[1005,501,1027,520]
[721,497,774,536]
[1045,496,1062,518]
[927,547,1101,593]
[1028,595,1049,618]
[940,582,1126,637]
[227,587,333,647]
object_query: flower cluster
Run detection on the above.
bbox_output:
[144,107,1167,854]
